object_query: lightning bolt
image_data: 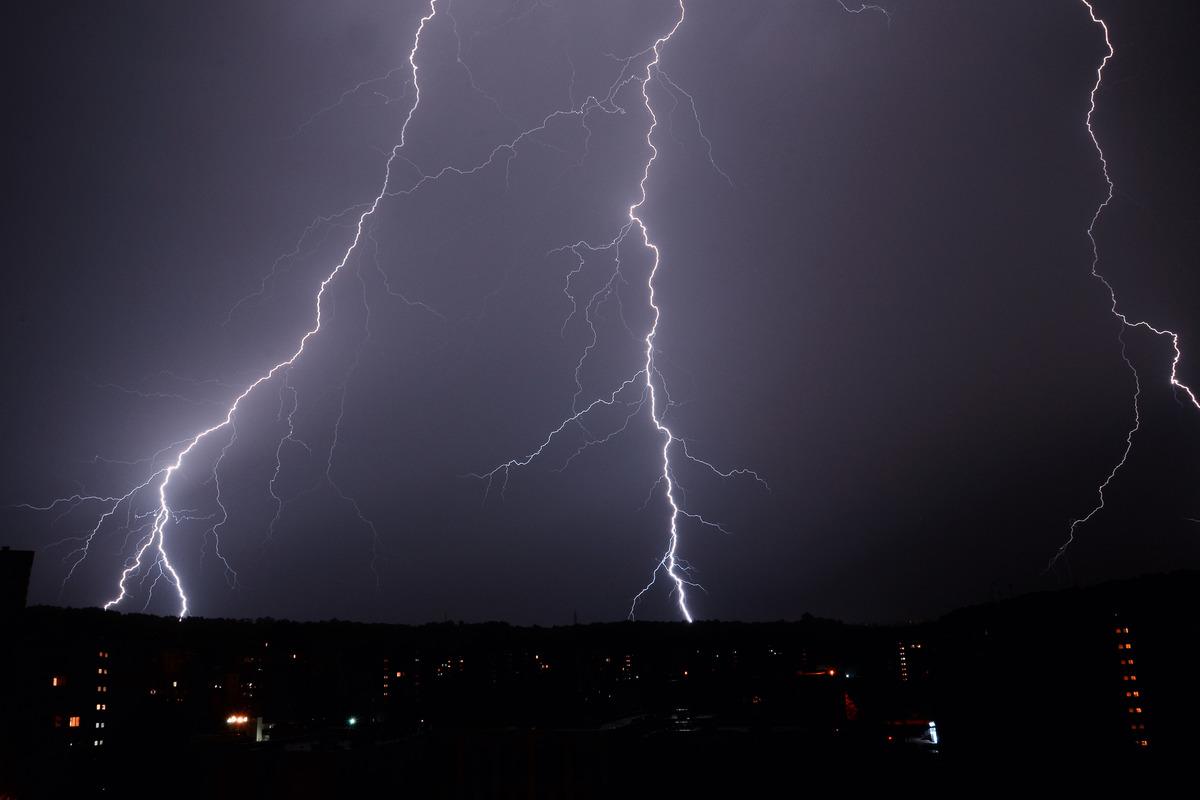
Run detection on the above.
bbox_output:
[23,0,778,621]
[627,4,707,623]
[18,1,447,618]
[471,1,766,622]
[1050,1,1199,569]
[836,1,891,26]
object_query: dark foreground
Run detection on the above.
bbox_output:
[1,572,1197,796]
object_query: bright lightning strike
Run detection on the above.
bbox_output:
[472,1,766,622]
[1050,1,1199,569]
[18,0,445,618]
[23,0,775,621]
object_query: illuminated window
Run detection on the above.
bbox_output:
[1132,691,1140,698]
[51,676,62,687]
[68,717,80,728]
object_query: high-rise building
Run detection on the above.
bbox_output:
[0,546,35,613]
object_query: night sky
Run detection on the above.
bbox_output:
[4,0,1199,625]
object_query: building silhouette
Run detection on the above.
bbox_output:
[0,546,34,614]
[0,571,1196,795]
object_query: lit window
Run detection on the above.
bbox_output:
[69,717,80,728]
[1132,691,1140,698]
[52,676,62,687]
[1134,707,1143,713]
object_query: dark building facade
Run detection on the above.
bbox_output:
[0,546,34,614]
[0,572,1196,796]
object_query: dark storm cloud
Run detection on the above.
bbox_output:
[3,0,1198,624]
